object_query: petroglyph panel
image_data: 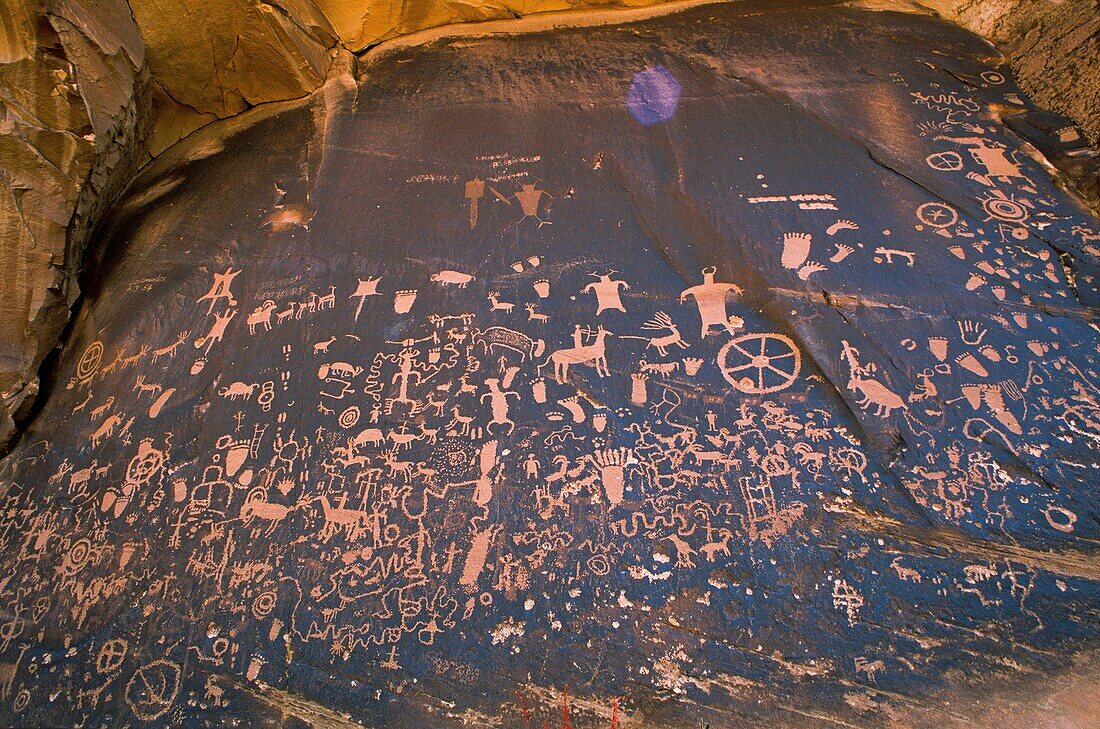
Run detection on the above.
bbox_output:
[1,2,1098,726]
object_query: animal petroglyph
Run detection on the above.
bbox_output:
[2,8,1099,728]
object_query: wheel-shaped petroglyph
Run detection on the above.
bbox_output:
[718,333,801,394]
[124,660,180,721]
[75,340,104,383]
[125,441,165,486]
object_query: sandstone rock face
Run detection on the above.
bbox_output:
[1,2,1098,726]
[925,0,1100,144]
[1,0,1097,459]
[109,0,687,157]
[0,0,146,449]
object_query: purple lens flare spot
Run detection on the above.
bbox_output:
[627,66,682,126]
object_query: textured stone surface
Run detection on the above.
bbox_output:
[1,2,1098,725]
[119,0,1100,156]
[925,0,1100,144]
[1,0,1097,461]
[0,0,147,450]
[118,0,686,157]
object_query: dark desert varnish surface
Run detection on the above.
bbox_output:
[1,1,1099,725]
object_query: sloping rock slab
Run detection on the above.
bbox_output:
[1,1,1098,726]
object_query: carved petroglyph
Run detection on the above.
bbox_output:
[2,17,1100,726]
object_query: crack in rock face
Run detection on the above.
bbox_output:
[0,2,1098,726]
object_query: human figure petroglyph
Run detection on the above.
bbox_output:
[522,454,541,481]
[909,369,939,402]
[679,267,743,338]
[197,267,241,314]
[568,323,584,349]
[583,272,629,315]
[504,182,552,225]
[195,309,237,354]
[383,350,424,414]
[482,378,519,434]
[46,457,72,487]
